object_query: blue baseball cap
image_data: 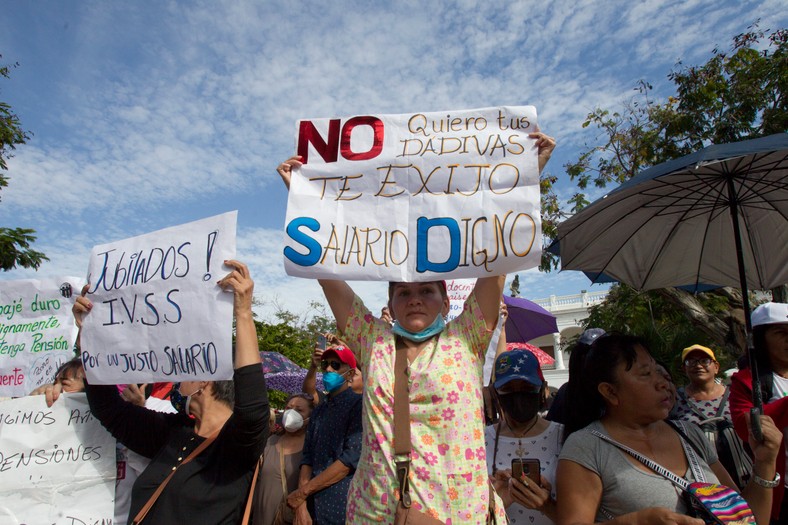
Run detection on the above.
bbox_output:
[493,349,545,391]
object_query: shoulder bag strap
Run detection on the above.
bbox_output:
[715,386,730,418]
[393,342,414,508]
[278,442,288,498]
[666,419,711,477]
[683,391,714,422]
[669,421,707,483]
[491,421,502,475]
[682,386,729,423]
[132,428,221,524]
[241,455,264,525]
[588,429,689,490]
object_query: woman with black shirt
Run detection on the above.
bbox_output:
[74,260,269,525]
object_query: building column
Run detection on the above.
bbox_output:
[553,332,565,370]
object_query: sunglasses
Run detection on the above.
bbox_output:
[320,359,344,371]
[684,357,714,367]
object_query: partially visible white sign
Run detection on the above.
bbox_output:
[81,212,237,384]
[445,279,475,322]
[0,278,81,397]
[0,393,116,525]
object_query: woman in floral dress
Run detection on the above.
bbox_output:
[276,132,554,524]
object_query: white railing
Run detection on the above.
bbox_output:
[532,291,609,312]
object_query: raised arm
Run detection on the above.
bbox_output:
[302,339,324,405]
[319,280,355,334]
[217,260,260,369]
[276,155,356,332]
[472,275,506,330]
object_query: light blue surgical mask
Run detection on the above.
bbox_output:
[392,314,446,342]
[322,371,348,393]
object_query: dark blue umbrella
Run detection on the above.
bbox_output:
[551,132,788,424]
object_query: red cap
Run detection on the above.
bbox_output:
[323,345,357,369]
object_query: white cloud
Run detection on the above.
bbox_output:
[0,0,783,321]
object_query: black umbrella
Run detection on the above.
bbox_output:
[550,133,788,429]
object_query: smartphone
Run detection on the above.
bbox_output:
[316,334,327,351]
[511,458,540,485]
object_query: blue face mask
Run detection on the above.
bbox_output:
[322,371,348,394]
[392,314,446,342]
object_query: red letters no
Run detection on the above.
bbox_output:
[297,116,384,163]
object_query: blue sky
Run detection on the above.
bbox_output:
[1,0,785,321]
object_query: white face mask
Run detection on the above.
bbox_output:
[182,386,204,416]
[282,409,306,432]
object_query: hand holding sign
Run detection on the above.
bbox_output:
[530,132,556,172]
[276,155,302,189]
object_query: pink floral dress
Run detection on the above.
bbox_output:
[342,293,508,524]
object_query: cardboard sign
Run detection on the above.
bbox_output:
[0,278,81,397]
[0,393,116,524]
[284,106,542,281]
[81,212,237,384]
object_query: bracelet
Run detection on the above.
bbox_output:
[752,471,781,488]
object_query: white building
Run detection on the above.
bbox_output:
[527,290,609,389]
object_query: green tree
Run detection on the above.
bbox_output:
[255,301,336,408]
[1,55,47,271]
[582,284,740,382]
[542,25,787,355]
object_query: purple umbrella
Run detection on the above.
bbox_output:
[503,295,558,343]
[259,351,303,374]
[265,371,324,395]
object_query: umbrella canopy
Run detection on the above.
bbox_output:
[265,371,324,394]
[552,133,788,294]
[260,351,303,375]
[551,133,788,419]
[505,342,555,367]
[502,295,558,343]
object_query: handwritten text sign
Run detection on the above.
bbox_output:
[81,212,237,384]
[284,106,542,281]
[0,278,81,397]
[0,393,116,524]
[445,278,475,322]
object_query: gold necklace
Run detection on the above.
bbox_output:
[509,416,540,459]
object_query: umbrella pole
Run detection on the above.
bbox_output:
[726,176,764,438]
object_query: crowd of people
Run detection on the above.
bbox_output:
[7,134,786,525]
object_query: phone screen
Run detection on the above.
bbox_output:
[317,334,327,350]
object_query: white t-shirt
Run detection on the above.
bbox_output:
[484,420,563,525]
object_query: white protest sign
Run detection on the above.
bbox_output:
[0,393,116,525]
[81,212,237,384]
[284,106,542,281]
[0,278,82,397]
[445,278,476,322]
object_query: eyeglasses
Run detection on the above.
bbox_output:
[320,359,343,371]
[684,357,714,367]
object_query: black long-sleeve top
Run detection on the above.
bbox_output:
[86,364,269,525]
